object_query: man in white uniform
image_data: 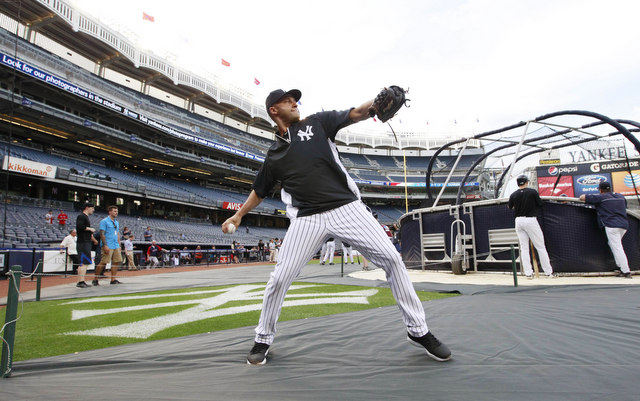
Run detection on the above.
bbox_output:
[508,175,555,279]
[321,238,335,265]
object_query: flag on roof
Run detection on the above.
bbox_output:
[142,12,155,22]
[254,78,260,85]
[221,59,230,67]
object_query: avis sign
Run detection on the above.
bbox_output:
[222,201,243,210]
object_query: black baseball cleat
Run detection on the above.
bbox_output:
[76,281,90,288]
[247,342,270,365]
[92,279,99,286]
[110,279,122,284]
[616,271,632,279]
[407,332,452,362]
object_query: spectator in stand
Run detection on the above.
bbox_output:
[194,246,203,264]
[209,245,218,264]
[258,239,265,262]
[45,209,54,225]
[144,226,153,242]
[392,223,401,253]
[75,203,96,288]
[124,234,137,270]
[236,243,246,263]
[275,238,282,261]
[180,246,192,265]
[93,205,123,285]
[171,248,180,266]
[374,212,393,239]
[146,240,163,268]
[57,210,68,230]
[122,226,132,239]
[60,228,79,274]
[268,239,276,262]
[231,241,240,264]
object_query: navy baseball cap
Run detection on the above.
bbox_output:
[598,181,611,190]
[516,175,529,186]
[265,89,301,113]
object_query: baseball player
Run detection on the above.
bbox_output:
[508,175,555,279]
[320,237,336,265]
[342,241,354,264]
[579,181,632,278]
[222,88,451,365]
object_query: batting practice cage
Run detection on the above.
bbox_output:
[401,110,640,274]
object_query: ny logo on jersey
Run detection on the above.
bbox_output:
[297,125,314,141]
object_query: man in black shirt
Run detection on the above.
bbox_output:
[223,88,451,365]
[508,175,555,279]
[75,203,96,288]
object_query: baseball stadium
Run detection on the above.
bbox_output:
[1,1,639,400]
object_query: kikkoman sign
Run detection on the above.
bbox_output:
[2,156,57,178]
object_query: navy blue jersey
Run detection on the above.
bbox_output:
[584,192,628,229]
[252,110,360,218]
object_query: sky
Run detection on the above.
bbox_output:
[70,0,640,138]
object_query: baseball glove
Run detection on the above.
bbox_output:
[368,85,409,123]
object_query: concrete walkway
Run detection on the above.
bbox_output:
[350,268,637,286]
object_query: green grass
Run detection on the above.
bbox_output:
[1,282,457,361]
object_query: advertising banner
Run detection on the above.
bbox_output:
[2,156,57,178]
[222,201,243,210]
[610,170,640,196]
[537,159,640,197]
[538,175,575,196]
[572,173,611,197]
[0,52,265,163]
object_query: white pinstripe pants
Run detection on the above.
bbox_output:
[605,227,630,273]
[254,200,429,345]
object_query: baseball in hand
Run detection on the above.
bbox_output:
[226,223,236,234]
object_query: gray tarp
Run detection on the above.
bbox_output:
[2,265,639,400]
